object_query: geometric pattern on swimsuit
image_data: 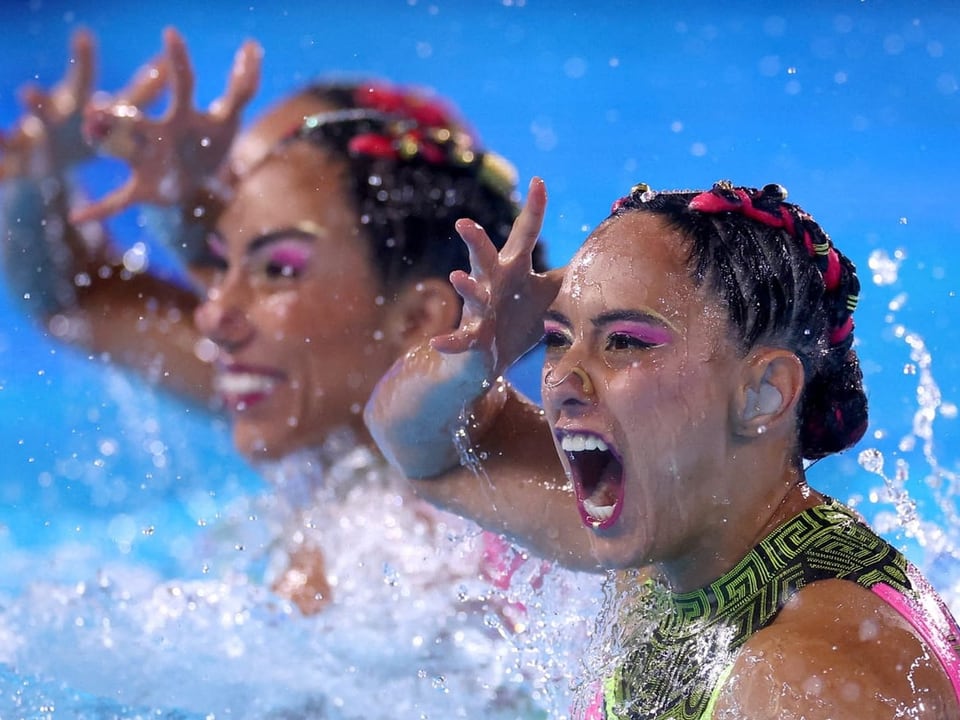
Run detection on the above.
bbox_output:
[603,499,960,719]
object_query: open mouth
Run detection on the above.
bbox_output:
[215,369,281,411]
[559,432,625,530]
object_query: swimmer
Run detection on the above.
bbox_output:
[365,178,960,718]
[1,28,580,717]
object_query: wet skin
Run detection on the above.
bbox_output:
[194,140,399,460]
[540,211,753,588]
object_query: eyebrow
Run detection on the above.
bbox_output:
[543,308,677,331]
[544,309,571,327]
[592,309,678,331]
[246,226,319,256]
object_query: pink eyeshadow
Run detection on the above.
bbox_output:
[265,241,312,269]
[606,320,672,346]
[207,234,228,259]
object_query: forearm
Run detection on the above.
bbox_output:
[137,181,227,291]
[408,390,599,566]
[1,173,214,401]
[366,347,601,569]
[0,175,106,318]
[366,344,503,479]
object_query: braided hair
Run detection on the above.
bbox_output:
[612,181,867,461]
[275,81,546,291]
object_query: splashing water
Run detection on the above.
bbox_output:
[855,250,960,614]
[0,417,604,719]
[2,245,957,719]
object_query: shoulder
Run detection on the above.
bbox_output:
[711,579,958,719]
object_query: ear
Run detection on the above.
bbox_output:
[733,348,805,438]
[382,277,462,351]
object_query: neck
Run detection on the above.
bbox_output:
[658,450,820,593]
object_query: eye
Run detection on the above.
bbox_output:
[542,329,570,349]
[203,233,229,274]
[264,260,301,279]
[256,242,312,281]
[605,332,658,351]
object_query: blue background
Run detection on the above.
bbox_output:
[1,0,958,590]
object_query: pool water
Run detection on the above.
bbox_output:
[1,2,959,718]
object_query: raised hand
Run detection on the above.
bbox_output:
[432,177,564,377]
[72,27,262,223]
[0,28,97,181]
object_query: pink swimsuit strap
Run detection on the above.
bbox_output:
[871,568,960,704]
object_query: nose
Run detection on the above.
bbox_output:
[193,277,255,353]
[542,352,596,408]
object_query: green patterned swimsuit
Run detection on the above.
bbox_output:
[595,500,960,720]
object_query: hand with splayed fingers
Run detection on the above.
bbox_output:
[0,29,99,182]
[73,27,262,224]
[432,177,564,378]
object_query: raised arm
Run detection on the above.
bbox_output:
[1,29,111,317]
[365,179,602,569]
[1,29,259,403]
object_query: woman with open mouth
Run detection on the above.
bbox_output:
[366,178,960,718]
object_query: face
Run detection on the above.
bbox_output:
[541,211,744,575]
[194,132,398,460]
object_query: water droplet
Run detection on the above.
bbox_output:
[858,448,884,475]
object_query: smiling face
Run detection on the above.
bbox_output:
[194,140,398,460]
[541,211,745,575]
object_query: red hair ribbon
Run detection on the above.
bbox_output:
[355,83,453,129]
[348,83,474,166]
[688,186,789,229]
[687,182,856,348]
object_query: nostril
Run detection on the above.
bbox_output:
[199,305,253,353]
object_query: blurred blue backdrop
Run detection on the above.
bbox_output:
[1,0,958,591]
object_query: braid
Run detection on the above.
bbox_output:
[279,81,544,289]
[613,181,868,460]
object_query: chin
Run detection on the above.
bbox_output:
[233,422,296,461]
[586,534,650,571]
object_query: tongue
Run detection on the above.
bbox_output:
[580,453,623,521]
[588,466,621,507]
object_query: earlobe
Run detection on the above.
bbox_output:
[386,278,462,349]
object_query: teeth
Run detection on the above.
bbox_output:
[216,372,276,395]
[560,434,609,453]
[583,497,615,520]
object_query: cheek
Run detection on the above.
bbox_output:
[604,369,698,450]
[257,292,319,343]
[261,291,297,318]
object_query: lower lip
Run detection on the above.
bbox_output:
[222,390,272,412]
[577,499,623,531]
[574,473,625,531]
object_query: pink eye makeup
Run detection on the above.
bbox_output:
[207,233,229,260]
[543,319,570,335]
[541,309,676,353]
[542,318,573,348]
[243,223,321,280]
[263,241,312,273]
[204,233,230,271]
[604,319,673,349]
